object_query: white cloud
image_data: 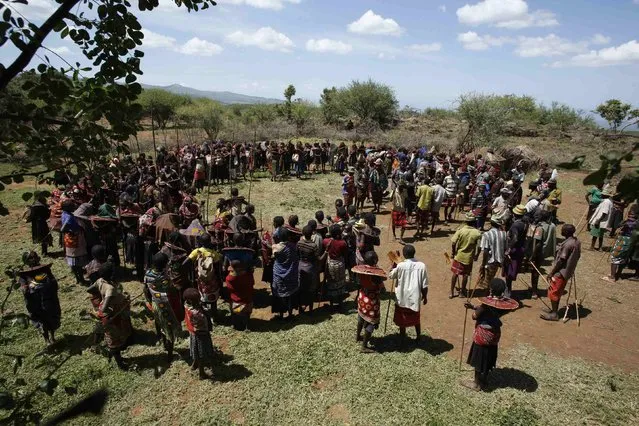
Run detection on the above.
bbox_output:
[179,37,223,56]
[48,46,72,55]
[221,0,300,10]
[634,0,639,4]
[515,34,588,57]
[377,52,396,60]
[457,31,511,51]
[305,39,352,54]
[591,34,611,45]
[13,0,56,20]
[142,29,177,49]
[348,10,404,37]
[142,29,222,56]
[226,27,294,52]
[438,5,447,13]
[456,0,558,29]
[495,10,559,29]
[407,43,442,53]
[551,40,639,68]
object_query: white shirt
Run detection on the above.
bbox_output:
[431,184,446,211]
[388,259,429,312]
[589,198,613,229]
[525,198,540,213]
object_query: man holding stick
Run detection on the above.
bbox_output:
[388,244,429,346]
[541,224,581,321]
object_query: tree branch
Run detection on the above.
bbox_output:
[0,0,80,91]
[0,161,79,181]
[0,113,73,126]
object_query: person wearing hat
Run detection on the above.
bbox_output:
[18,251,61,346]
[449,211,483,298]
[462,278,508,391]
[369,159,388,214]
[503,204,529,298]
[542,224,581,321]
[478,217,507,290]
[588,186,614,250]
[342,167,356,208]
[60,198,88,285]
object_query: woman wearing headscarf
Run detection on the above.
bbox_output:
[87,263,132,370]
[271,227,300,320]
[60,199,88,285]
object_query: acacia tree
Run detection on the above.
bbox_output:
[342,79,398,130]
[283,84,296,121]
[291,99,315,134]
[0,0,217,212]
[595,99,638,133]
[177,99,225,140]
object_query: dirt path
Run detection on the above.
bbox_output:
[248,171,639,372]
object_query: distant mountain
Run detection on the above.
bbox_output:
[141,83,282,105]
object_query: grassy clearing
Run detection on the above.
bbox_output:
[1,172,638,425]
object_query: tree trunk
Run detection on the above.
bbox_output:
[0,0,80,90]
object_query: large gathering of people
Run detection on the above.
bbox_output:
[17,139,639,390]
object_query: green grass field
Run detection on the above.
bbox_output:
[1,172,638,425]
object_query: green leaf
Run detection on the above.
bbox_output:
[21,192,33,202]
[61,26,69,39]
[125,74,136,84]
[37,63,47,73]
[3,8,11,22]
[12,174,24,183]
[0,391,14,410]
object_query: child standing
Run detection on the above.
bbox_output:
[184,288,215,379]
[354,251,386,353]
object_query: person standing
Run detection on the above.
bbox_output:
[322,225,349,310]
[355,251,386,353]
[18,251,61,347]
[391,183,408,243]
[87,264,132,370]
[449,212,482,299]
[478,218,506,290]
[388,244,429,345]
[462,278,507,391]
[369,159,388,213]
[342,167,356,207]
[272,227,300,320]
[503,205,528,298]
[144,253,181,362]
[183,288,215,379]
[443,168,460,224]
[60,199,88,285]
[415,178,434,238]
[430,179,446,233]
[585,183,604,231]
[541,224,581,321]
[297,225,320,314]
[588,187,614,250]
[225,260,255,330]
[26,195,52,257]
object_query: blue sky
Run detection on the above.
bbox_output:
[4,0,639,111]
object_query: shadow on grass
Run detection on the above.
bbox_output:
[246,300,352,332]
[374,334,454,356]
[559,304,592,320]
[484,367,538,393]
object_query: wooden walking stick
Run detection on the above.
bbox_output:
[574,276,580,326]
[527,262,553,311]
[459,271,481,371]
[561,277,573,323]
[383,251,401,335]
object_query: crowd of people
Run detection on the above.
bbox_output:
[17,140,638,389]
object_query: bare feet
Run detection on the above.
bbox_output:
[460,379,481,392]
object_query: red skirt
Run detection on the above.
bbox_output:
[548,275,567,302]
[392,210,407,227]
[393,305,420,327]
[451,259,472,276]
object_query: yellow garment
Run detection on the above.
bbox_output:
[416,184,434,211]
[451,225,482,265]
[188,247,222,262]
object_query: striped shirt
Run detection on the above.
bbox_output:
[480,227,507,265]
[443,175,459,197]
